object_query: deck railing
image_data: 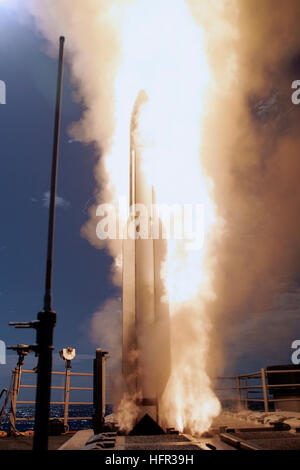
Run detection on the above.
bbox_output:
[215,368,300,412]
[6,360,300,433]
[7,349,111,434]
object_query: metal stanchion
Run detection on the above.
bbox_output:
[93,349,108,434]
[243,378,248,410]
[60,347,76,428]
[261,368,269,412]
[236,375,242,411]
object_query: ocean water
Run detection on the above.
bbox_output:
[0,400,272,433]
[0,405,112,433]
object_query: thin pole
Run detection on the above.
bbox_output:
[261,368,269,412]
[9,369,18,434]
[243,378,248,410]
[236,375,242,411]
[44,35,65,312]
[33,36,65,452]
[63,365,71,428]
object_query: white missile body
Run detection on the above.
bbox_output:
[122,91,171,424]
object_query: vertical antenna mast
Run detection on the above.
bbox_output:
[33,36,65,451]
[44,36,65,312]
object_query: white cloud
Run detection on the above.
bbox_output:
[42,191,70,209]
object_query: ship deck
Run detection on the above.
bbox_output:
[1,411,300,450]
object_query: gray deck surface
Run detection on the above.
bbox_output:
[0,433,73,451]
[2,411,300,450]
[115,435,201,450]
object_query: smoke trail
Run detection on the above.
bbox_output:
[22,0,131,284]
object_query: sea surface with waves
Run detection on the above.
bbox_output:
[0,405,112,433]
[0,400,271,433]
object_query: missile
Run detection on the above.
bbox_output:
[122,90,171,425]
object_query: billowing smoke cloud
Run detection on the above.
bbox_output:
[198,0,300,375]
[90,298,122,374]
[22,0,130,284]
[15,0,300,425]
[90,298,125,409]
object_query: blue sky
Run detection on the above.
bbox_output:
[0,7,118,391]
